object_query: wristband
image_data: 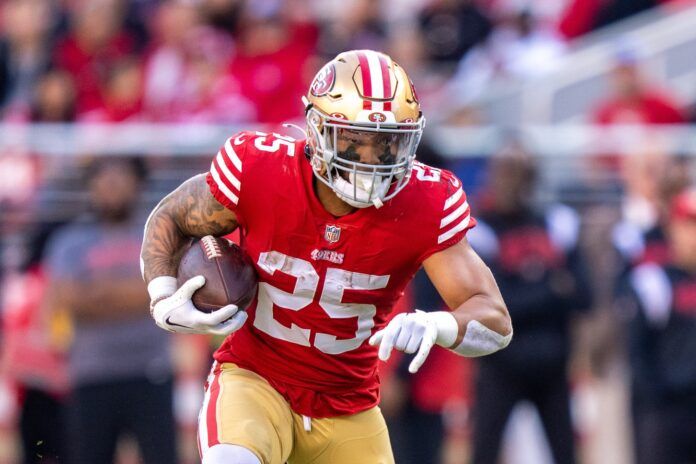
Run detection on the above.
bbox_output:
[147,276,177,301]
[426,311,459,348]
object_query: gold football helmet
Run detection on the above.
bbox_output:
[303,50,425,208]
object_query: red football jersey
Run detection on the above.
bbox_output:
[205,131,475,417]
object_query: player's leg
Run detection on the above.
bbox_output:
[198,362,294,464]
[470,363,521,464]
[123,376,179,464]
[203,444,262,464]
[288,406,394,464]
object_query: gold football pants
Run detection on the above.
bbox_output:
[198,362,395,464]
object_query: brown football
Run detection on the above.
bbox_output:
[176,236,258,313]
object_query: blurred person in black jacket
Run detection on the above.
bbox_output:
[467,146,591,464]
[612,154,692,464]
[621,187,696,464]
[612,154,692,280]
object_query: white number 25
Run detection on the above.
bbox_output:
[254,251,389,355]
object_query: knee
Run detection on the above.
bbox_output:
[202,444,261,464]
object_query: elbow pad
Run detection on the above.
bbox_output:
[451,320,512,357]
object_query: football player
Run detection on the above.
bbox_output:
[141,50,512,464]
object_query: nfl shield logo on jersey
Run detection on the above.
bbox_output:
[324,225,341,243]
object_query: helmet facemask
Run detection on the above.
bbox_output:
[306,107,424,209]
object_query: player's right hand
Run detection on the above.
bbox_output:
[149,275,247,336]
[369,311,438,374]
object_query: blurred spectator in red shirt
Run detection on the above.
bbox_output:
[0,0,55,116]
[79,57,144,122]
[143,2,254,123]
[142,1,202,120]
[228,0,318,124]
[173,28,255,123]
[593,50,686,126]
[54,0,135,114]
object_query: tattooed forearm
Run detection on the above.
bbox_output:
[141,174,238,283]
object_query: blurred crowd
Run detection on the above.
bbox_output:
[1,0,696,464]
[0,0,690,126]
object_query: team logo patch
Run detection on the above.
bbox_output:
[324,224,341,243]
[330,112,347,120]
[311,64,336,97]
[368,112,387,123]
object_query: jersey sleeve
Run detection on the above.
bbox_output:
[418,169,477,262]
[205,132,251,217]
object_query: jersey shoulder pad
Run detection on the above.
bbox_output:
[206,131,299,212]
[407,162,476,261]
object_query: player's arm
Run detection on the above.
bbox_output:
[370,238,511,373]
[141,173,238,282]
[422,238,511,346]
[141,173,247,335]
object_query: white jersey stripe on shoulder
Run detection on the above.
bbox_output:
[215,152,241,190]
[224,138,242,172]
[365,51,384,99]
[444,188,463,210]
[441,201,469,229]
[210,163,239,205]
[438,214,471,244]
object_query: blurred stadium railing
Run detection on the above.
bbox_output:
[1,123,695,233]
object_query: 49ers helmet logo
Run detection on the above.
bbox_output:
[311,64,336,97]
[368,112,387,122]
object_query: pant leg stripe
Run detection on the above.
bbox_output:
[206,367,222,447]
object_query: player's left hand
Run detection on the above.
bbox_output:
[369,310,456,374]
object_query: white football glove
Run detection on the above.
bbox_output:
[148,275,248,336]
[369,310,458,374]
